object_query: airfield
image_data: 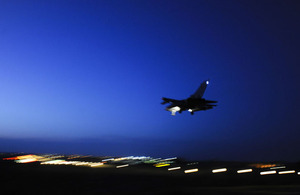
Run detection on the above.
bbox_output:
[1,153,300,195]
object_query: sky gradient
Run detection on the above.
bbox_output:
[0,0,299,161]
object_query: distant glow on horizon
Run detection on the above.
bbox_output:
[260,170,276,175]
[212,168,227,173]
[184,168,198,174]
[237,169,252,174]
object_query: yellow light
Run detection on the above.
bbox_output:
[278,170,295,175]
[237,169,252,174]
[260,170,276,175]
[41,160,65,165]
[116,164,129,168]
[184,168,198,173]
[212,168,227,173]
[90,163,104,167]
[155,163,170,168]
[168,167,181,171]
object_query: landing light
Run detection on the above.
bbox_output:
[188,109,193,112]
[206,81,209,85]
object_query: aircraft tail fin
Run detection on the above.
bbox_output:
[190,79,210,98]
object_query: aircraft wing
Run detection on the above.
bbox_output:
[161,97,180,105]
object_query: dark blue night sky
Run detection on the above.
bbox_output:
[0,0,299,161]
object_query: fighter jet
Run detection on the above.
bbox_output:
[161,80,217,115]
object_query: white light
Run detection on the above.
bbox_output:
[116,164,129,168]
[188,109,193,112]
[170,106,180,111]
[212,168,227,173]
[41,160,64,165]
[163,157,177,161]
[270,166,286,170]
[237,169,252,174]
[278,170,295,175]
[298,172,300,175]
[206,81,209,85]
[168,167,181,171]
[102,158,114,162]
[184,168,198,174]
[260,170,276,175]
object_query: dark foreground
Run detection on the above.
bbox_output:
[1,153,300,195]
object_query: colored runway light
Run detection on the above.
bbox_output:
[237,169,252,174]
[155,163,170,168]
[184,168,198,174]
[116,164,129,168]
[278,170,295,175]
[168,167,181,171]
[212,168,227,173]
[260,170,276,175]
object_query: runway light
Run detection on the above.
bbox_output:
[298,172,300,175]
[116,164,129,168]
[155,163,170,168]
[212,168,227,173]
[237,169,253,174]
[260,170,276,175]
[188,109,193,112]
[270,166,286,170]
[278,170,295,175]
[168,167,181,171]
[184,168,198,174]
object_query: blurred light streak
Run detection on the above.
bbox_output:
[260,170,276,175]
[212,168,227,173]
[250,164,277,168]
[155,163,170,167]
[270,166,286,170]
[41,160,65,165]
[184,168,198,174]
[163,157,177,161]
[278,170,295,174]
[102,158,114,162]
[116,164,129,168]
[90,163,104,167]
[168,167,181,171]
[16,158,37,163]
[237,169,252,174]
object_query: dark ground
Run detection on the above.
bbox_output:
[1,154,300,195]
